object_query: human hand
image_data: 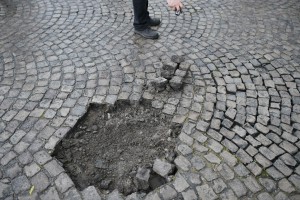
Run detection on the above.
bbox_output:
[167,0,183,11]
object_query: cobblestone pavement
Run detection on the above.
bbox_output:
[1,0,300,199]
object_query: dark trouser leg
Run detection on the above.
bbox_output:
[132,0,150,30]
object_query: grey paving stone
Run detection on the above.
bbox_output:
[246,145,258,157]
[39,126,56,140]
[159,185,177,200]
[196,120,209,132]
[221,139,239,152]
[173,173,189,192]
[196,184,218,200]
[174,155,191,171]
[24,162,41,177]
[256,134,272,146]
[0,131,11,143]
[144,192,160,200]
[257,192,273,200]
[220,189,237,200]
[207,139,223,153]
[54,173,74,193]
[278,178,295,193]
[243,176,262,194]
[258,147,276,161]
[288,174,300,190]
[257,115,270,126]
[254,154,272,168]
[153,158,173,177]
[275,192,290,200]
[0,182,12,199]
[274,159,293,176]
[177,144,193,155]
[125,192,145,200]
[33,151,52,165]
[64,188,82,200]
[232,125,246,137]
[186,172,202,185]
[210,118,221,130]
[0,142,12,156]
[217,163,234,180]
[41,187,61,200]
[220,127,235,139]
[135,166,150,190]
[193,141,208,153]
[222,118,234,129]
[182,122,196,135]
[234,163,250,177]
[236,149,253,164]
[259,178,277,192]
[255,123,270,134]
[247,162,262,176]
[266,133,282,144]
[245,135,262,147]
[279,141,298,154]
[30,171,50,192]
[269,144,285,157]
[290,194,300,200]
[28,139,44,153]
[266,167,285,180]
[200,168,218,182]
[191,155,205,171]
[212,178,227,194]
[81,186,101,200]
[178,132,194,146]
[232,135,248,149]
[228,179,247,197]
[207,129,223,142]
[280,153,297,167]
[220,151,237,167]
[204,152,221,164]
[295,152,300,163]
[14,141,30,154]
[5,162,22,179]
[191,131,207,143]
[182,189,198,200]
[162,104,176,115]
[9,130,27,145]
[34,119,49,131]
[11,175,31,194]
[225,108,236,119]
[235,114,246,125]
[1,151,17,166]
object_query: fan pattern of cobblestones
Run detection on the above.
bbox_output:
[0,0,300,199]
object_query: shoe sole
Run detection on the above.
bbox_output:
[134,31,159,40]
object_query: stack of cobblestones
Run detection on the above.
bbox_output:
[0,0,300,199]
[150,56,190,92]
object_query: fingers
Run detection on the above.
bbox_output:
[167,0,183,11]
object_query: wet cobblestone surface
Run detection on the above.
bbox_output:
[1,0,300,199]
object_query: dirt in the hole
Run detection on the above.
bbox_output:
[53,101,178,195]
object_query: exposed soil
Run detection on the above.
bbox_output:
[53,100,178,195]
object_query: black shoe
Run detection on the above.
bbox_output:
[134,27,159,39]
[148,18,161,26]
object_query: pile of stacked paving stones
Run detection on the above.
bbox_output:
[149,55,190,92]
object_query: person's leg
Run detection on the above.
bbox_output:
[132,0,159,39]
[132,0,149,30]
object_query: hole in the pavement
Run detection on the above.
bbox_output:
[53,100,179,196]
